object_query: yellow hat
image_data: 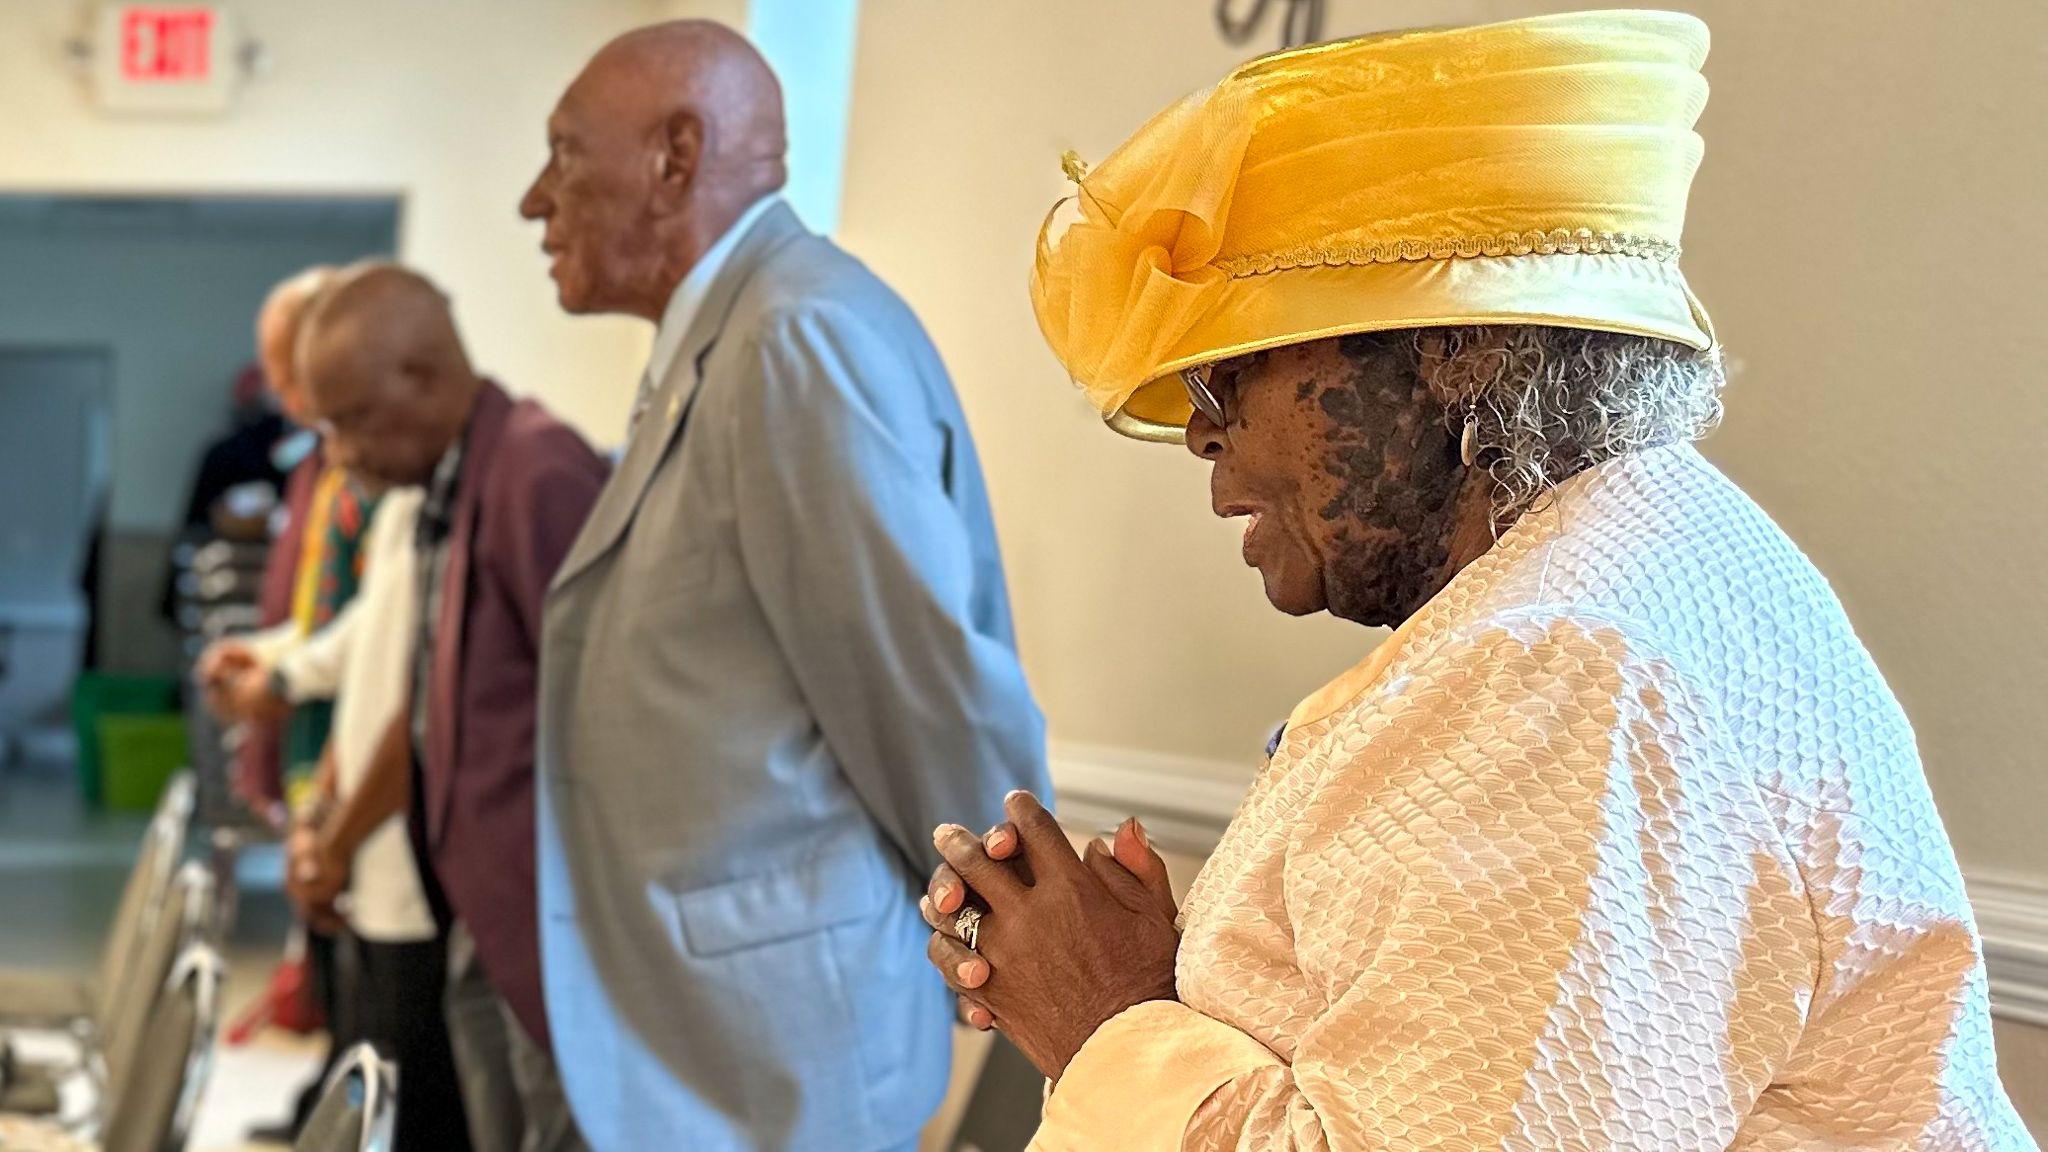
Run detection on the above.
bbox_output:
[1030,10,1717,443]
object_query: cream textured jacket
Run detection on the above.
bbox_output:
[1035,446,2033,1151]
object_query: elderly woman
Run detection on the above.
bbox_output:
[921,12,2034,1150]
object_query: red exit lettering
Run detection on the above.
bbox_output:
[120,7,215,82]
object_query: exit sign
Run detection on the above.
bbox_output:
[91,4,240,114]
[121,7,214,81]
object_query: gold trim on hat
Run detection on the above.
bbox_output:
[1216,228,1681,278]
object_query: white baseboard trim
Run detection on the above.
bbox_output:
[1971,873,2048,1029]
[1050,742,2048,1029]
[1049,742,1247,855]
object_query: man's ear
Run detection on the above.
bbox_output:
[653,110,706,208]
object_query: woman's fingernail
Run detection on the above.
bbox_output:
[919,895,932,918]
[934,824,968,849]
[957,960,982,986]
[985,828,1011,852]
[1130,818,1149,851]
[933,884,954,909]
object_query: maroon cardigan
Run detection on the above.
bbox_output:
[422,381,608,1047]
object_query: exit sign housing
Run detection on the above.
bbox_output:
[91,4,240,115]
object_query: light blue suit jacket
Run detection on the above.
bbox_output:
[536,203,1048,1150]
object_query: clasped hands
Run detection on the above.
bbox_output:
[285,806,350,933]
[921,790,1181,1080]
[195,639,288,725]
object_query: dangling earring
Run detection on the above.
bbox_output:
[1459,403,1480,468]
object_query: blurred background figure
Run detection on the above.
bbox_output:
[247,475,473,1152]
[193,264,380,1146]
[167,364,291,553]
[299,261,607,1152]
[199,267,339,812]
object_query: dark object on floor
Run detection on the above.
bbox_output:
[246,1117,299,1146]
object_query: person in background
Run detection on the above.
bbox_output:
[519,22,1049,1150]
[158,362,291,625]
[227,479,473,1152]
[176,364,290,534]
[297,261,608,1152]
[196,264,376,1145]
[922,13,2037,1149]
[199,266,342,813]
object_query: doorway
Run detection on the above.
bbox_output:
[0,192,400,680]
[0,346,110,761]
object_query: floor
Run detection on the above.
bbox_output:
[0,758,322,1152]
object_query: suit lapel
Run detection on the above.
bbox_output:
[550,203,807,595]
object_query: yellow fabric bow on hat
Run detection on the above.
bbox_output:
[1030,9,1718,442]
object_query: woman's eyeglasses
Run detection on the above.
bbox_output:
[1182,363,1228,429]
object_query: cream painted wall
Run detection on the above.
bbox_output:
[835,0,2048,884]
[838,2,1374,789]
[651,0,748,29]
[1676,0,2048,889]
[1998,1020,2048,1139]
[0,0,661,446]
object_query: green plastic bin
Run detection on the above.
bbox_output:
[97,713,189,813]
[70,672,180,806]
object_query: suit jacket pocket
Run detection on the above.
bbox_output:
[672,841,892,957]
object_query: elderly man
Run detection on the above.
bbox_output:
[298,263,608,1152]
[519,21,1048,1151]
[195,264,376,1144]
[249,482,473,1152]
[924,12,2037,1150]
[199,265,344,812]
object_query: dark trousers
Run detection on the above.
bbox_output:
[351,933,474,1152]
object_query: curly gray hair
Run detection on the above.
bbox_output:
[1412,325,1726,523]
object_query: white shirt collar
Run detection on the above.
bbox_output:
[645,194,783,393]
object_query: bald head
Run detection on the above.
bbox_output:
[520,20,788,320]
[298,261,480,487]
[255,265,335,422]
[592,21,787,189]
[299,262,470,387]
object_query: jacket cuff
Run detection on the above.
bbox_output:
[1028,1000,1281,1152]
[239,622,300,668]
